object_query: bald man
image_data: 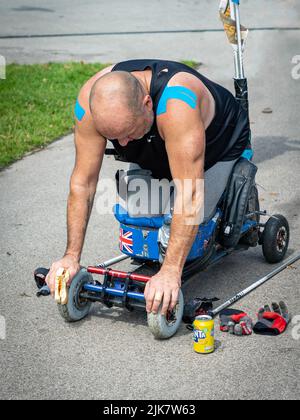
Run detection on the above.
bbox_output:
[46,59,251,316]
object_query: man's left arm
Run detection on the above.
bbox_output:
[144,88,206,315]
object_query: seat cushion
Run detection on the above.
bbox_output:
[113,204,164,229]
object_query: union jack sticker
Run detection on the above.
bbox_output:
[119,228,134,254]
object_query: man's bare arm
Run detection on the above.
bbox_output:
[46,76,109,295]
[65,122,107,262]
[163,144,205,275]
[65,66,114,260]
[144,76,206,314]
[162,109,205,276]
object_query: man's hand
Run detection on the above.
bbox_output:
[45,255,80,297]
[144,267,181,316]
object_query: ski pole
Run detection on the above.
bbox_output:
[230,0,245,79]
[209,253,300,318]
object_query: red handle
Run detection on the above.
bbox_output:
[87,266,151,283]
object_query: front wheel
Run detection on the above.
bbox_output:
[262,214,290,263]
[147,289,184,339]
[58,268,93,322]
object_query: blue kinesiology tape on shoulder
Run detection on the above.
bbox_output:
[75,99,86,122]
[241,149,254,161]
[157,86,198,116]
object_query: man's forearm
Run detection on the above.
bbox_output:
[162,213,199,275]
[162,181,204,276]
[64,186,95,262]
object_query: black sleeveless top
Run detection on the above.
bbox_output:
[109,59,249,180]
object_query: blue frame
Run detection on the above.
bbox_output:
[83,283,145,302]
[118,209,222,262]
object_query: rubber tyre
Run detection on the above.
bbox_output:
[147,290,184,339]
[262,214,290,263]
[182,224,218,281]
[182,253,212,281]
[58,268,93,322]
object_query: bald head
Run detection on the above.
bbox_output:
[89,71,145,137]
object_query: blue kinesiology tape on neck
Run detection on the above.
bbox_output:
[75,99,86,121]
[157,86,198,116]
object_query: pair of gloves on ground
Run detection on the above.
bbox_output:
[220,302,290,336]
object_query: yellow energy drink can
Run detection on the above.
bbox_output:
[193,315,215,354]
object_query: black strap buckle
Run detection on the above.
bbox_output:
[122,273,134,312]
[101,271,113,308]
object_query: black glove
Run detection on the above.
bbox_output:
[183,297,219,324]
[34,267,50,297]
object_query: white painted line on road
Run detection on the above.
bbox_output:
[0,316,6,340]
[1,27,300,40]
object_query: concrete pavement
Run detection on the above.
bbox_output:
[0,0,300,401]
[0,0,300,64]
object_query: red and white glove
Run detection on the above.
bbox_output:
[253,302,290,336]
[220,309,253,336]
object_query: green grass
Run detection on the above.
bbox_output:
[181,60,202,70]
[0,60,200,169]
[0,62,108,169]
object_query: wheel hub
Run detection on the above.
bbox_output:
[76,283,90,308]
[166,304,178,325]
[276,227,287,252]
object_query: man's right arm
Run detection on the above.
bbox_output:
[46,80,108,296]
[64,119,107,262]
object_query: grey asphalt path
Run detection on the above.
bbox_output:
[1,0,300,401]
[0,0,300,64]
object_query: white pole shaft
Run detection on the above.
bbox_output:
[230,0,245,79]
[211,253,300,317]
[97,254,131,268]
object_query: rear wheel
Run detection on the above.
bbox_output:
[262,214,290,263]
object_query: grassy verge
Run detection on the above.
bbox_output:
[0,60,200,169]
[181,60,202,70]
[0,62,108,169]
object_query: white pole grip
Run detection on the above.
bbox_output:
[230,0,245,79]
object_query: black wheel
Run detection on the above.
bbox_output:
[239,184,260,247]
[58,269,93,322]
[182,244,214,281]
[182,221,219,281]
[262,214,290,263]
